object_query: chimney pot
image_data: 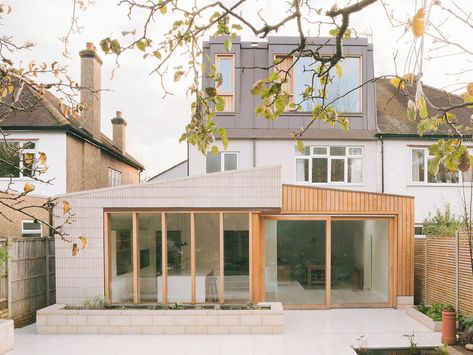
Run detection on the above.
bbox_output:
[111,111,127,153]
[86,42,96,51]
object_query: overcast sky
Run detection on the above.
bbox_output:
[4,0,472,178]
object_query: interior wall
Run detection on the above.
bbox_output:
[368,220,389,295]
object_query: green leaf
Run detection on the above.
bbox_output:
[224,39,232,52]
[153,50,162,59]
[218,128,228,150]
[136,40,146,52]
[407,99,417,121]
[215,96,225,112]
[205,87,217,97]
[231,24,243,31]
[210,146,218,156]
[416,95,428,119]
[335,63,342,79]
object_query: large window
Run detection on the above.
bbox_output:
[206,151,239,173]
[411,148,460,184]
[295,146,363,184]
[276,56,361,113]
[107,212,250,304]
[216,54,235,112]
[0,140,37,178]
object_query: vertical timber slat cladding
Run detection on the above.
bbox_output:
[281,184,415,297]
[415,235,473,315]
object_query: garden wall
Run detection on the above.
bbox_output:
[414,234,473,316]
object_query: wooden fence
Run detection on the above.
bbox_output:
[414,234,473,316]
[0,237,55,327]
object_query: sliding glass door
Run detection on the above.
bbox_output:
[263,217,391,308]
[106,212,251,304]
[264,219,327,306]
[331,219,389,306]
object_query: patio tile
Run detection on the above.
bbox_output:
[6,309,442,355]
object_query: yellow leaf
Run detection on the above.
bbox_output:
[79,236,87,249]
[72,243,79,256]
[23,183,35,193]
[160,5,167,14]
[467,83,473,97]
[38,152,47,164]
[335,63,342,79]
[63,201,71,214]
[0,87,7,97]
[412,8,425,37]
[23,153,34,165]
[389,77,405,90]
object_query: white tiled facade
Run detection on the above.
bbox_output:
[54,166,282,306]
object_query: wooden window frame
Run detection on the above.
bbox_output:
[104,211,253,305]
[215,54,235,112]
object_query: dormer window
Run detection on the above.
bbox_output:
[216,54,235,112]
[275,56,362,113]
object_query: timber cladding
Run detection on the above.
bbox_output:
[415,235,473,316]
[281,185,415,297]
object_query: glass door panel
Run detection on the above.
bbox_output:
[264,219,326,305]
[331,220,389,305]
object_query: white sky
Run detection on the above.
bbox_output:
[3,0,472,178]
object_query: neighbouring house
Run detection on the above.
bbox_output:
[0,43,144,239]
[53,37,416,310]
[155,36,473,231]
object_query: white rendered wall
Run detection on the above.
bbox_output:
[0,131,67,196]
[189,139,380,192]
[383,139,470,223]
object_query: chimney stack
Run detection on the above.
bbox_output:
[79,42,102,140]
[111,111,127,152]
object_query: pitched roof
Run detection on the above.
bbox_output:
[0,85,144,170]
[376,78,473,137]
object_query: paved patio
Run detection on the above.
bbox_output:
[6,309,441,355]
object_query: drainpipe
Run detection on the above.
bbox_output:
[380,135,385,193]
[252,138,256,168]
[46,198,54,306]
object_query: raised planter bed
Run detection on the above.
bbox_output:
[406,306,442,332]
[0,319,14,354]
[36,302,283,335]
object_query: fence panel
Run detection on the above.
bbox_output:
[0,237,55,326]
[415,234,473,316]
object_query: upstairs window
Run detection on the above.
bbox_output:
[275,56,362,113]
[295,146,363,184]
[22,220,42,238]
[108,168,122,187]
[206,151,239,173]
[0,140,37,178]
[216,54,235,112]
[411,148,459,184]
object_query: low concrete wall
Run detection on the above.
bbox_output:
[36,303,283,335]
[406,306,441,332]
[0,320,14,354]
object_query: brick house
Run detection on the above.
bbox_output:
[0,43,144,239]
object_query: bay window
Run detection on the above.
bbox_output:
[295,146,363,184]
[411,148,459,184]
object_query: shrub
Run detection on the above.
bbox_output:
[423,204,460,237]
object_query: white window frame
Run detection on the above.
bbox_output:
[108,168,122,187]
[0,139,38,179]
[294,145,364,185]
[21,220,42,238]
[409,147,467,185]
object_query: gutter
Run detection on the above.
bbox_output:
[375,133,471,140]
